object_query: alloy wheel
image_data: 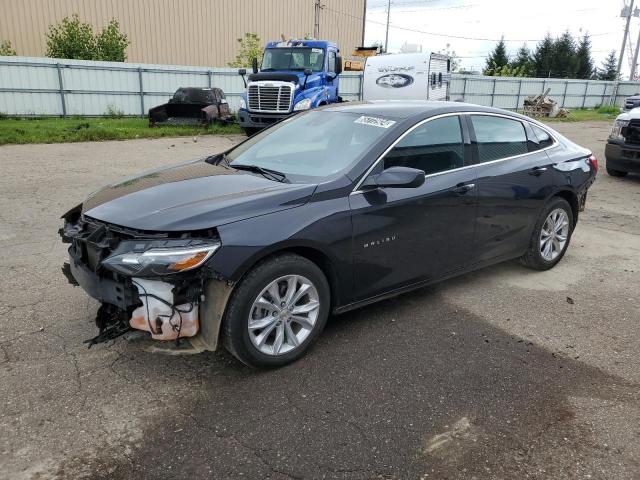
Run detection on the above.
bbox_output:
[247,275,320,356]
[540,208,569,261]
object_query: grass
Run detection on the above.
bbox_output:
[0,116,242,145]
[536,107,619,123]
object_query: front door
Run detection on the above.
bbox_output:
[349,115,478,300]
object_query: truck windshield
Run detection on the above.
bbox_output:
[226,111,396,182]
[261,48,325,72]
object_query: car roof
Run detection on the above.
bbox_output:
[322,100,527,121]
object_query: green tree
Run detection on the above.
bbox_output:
[94,19,129,61]
[45,14,129,61]
[510,44,533,76]
[533,33,554,77]
[550,31,577,78]
[46,14,96,60]
[228,33,263,68]
[575,33,594,79]
[0,40,17,56]
[485,62,528,77]
[484,37,509,75]
[597,50,620,81]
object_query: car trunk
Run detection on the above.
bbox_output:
[149,103,211,126]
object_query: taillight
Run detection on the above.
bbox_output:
[588,154,598,173]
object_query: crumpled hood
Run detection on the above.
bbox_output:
[82,159,317,231]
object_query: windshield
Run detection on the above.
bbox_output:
[261,47,325,72]
[226,111,397,181]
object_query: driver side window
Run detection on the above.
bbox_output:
[384,116,464,175]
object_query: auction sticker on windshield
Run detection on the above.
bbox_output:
[354,116,397,129]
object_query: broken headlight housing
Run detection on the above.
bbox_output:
[609,119,628,141]
[101,239,220,277]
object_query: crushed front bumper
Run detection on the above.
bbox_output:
[60,213,233,352]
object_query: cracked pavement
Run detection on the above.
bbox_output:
[1,123,639,479]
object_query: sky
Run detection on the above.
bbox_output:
[364,0,631,76]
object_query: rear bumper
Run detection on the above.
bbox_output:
[237,108,290,129]
[605,142,640,173]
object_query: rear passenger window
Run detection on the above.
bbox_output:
[530,124,554,149]
[471,115,528,162]
[384,116,464,175]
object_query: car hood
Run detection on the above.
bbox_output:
[81,159,317,231]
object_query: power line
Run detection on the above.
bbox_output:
[323,6,615,43]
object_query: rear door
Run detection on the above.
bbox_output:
[468,114,555,264]
[350,114,478,300]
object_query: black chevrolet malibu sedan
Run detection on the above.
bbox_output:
[60,102,597,368]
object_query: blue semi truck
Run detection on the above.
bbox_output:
[236,39,343,135]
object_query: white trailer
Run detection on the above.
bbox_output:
[362,52,451,102]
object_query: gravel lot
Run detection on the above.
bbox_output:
[1,122,639,480]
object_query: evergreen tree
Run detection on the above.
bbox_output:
[510,44,533,76]
[550,31,577,78]
[484,37,509,75]
[575,33,594,79]
[597,50,620,80]
[533,33,554,77]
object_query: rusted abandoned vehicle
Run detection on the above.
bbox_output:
[148,87,232,127]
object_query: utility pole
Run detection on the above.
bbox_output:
[618,0,636,79]
[384,0,391,53]
[313,0,323,38]
[632,26,640,80]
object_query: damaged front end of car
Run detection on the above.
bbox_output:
[59,204,234,354]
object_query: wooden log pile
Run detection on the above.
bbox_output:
[523,88,570,118]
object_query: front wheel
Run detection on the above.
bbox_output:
[521,197,574,271]
[222,254,330,368]
[243,127,260,136]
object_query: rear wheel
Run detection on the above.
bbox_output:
[606,165,628,177]
[222,254,330,368]
[521,197,574,271]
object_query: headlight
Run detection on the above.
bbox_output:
[102,240,220,276]
[239,96,247,110]
[293,98,312,111]
[610,119,628,141]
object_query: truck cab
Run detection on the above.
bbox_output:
[237,39,342,135]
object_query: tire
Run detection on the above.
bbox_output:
[606,165,628,177]
[521,197,574,271]
[222,253,330,368]
[243,127,260,136]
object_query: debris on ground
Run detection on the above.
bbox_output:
[523,88,570,118]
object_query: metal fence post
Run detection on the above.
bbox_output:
[581,82,588,108]
[56,63,67,118]
[207,70,212,88]
[562,80,569,108]
[138,67,145,117]
[516,79,523,110]
[490,78,496,107]
[461,77,467,101]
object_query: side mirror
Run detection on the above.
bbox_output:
[362,166,425,189]
[251,58,258,74]
[238,68,247,87]
[335,56,343,75]
[302,68,312,89]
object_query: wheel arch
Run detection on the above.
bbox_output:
[549,188,579,226]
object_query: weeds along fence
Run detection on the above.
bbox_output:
[1,56,640,117]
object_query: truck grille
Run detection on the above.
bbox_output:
[248,84,293,113]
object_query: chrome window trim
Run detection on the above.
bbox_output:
[350,111,559,195]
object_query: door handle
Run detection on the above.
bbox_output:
[453,183,475,195]
[529,166,548,176]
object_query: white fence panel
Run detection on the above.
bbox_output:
[3,56,640,116]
